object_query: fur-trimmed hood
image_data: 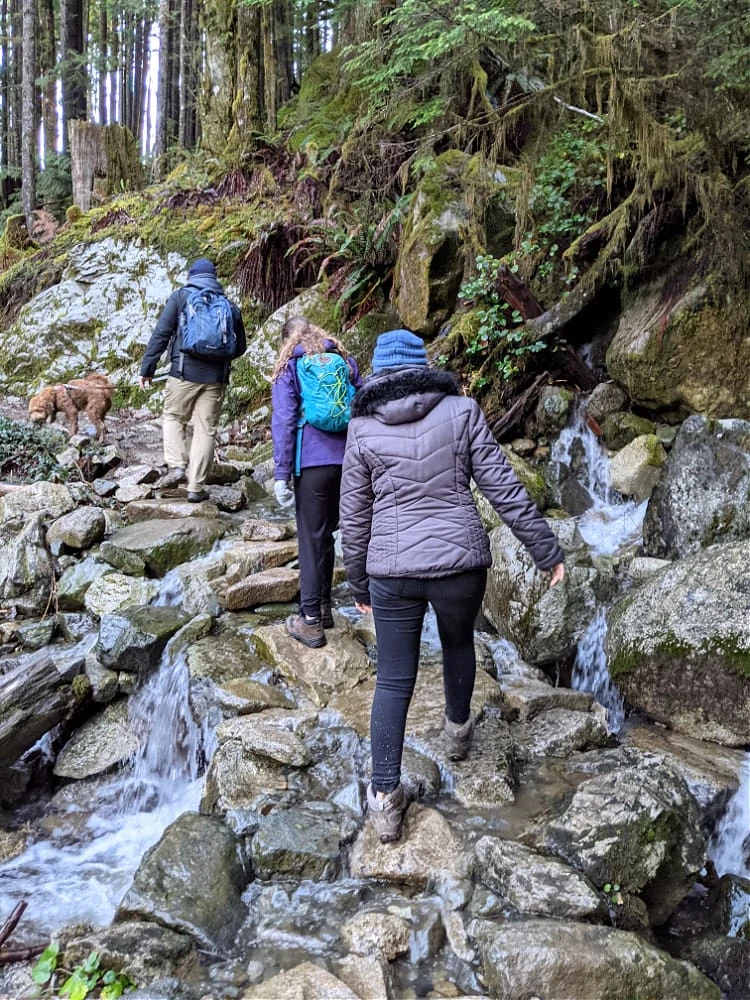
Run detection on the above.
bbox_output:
[351,366,460,424]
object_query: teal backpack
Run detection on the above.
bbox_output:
[294,352,356,473]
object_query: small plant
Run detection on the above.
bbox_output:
[603,882,624,906]
[458,254,546,378]
[0,415,70,482]
[32,944,136,1000]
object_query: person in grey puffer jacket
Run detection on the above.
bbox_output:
[340,329,565,844]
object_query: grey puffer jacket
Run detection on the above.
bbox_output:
[340,366,564,604]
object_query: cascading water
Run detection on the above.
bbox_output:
[0,606,207,941]
[571,608,625,734]
[709,755,750,881]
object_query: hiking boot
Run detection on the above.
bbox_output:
[159,467,186,488]
[286,614,326,648]
[321,603,334,629]
[187,489,210,503]
[443,713,475,761]
[367,783,409,843]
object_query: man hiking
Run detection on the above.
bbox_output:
[139,258,247,502]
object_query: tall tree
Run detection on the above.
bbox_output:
[178,0,199,148]
[59,0,88,150]
[20,0,35,231]
[38,0,57,156]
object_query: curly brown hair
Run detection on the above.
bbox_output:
[271,316,355,380]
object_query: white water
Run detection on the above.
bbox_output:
[0,648,206,940]
[710,754,750,882]
[552,411,647,556]
[571,608,625,734]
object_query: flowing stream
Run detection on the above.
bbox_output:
[0,413,747,965]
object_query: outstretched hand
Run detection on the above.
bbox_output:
[355,601,372,614]
[547,562,565,587]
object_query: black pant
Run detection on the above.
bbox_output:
[369,568,488,794]
[294,464,341,620]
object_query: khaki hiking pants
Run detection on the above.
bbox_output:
[162,376,225,491]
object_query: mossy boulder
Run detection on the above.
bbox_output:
[606,540,750,745]
[605,278,750,419]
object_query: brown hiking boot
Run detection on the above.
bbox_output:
[286,613,326,648]
[443,713,475,761]
[321,603,334,629]
[366,783,409,843]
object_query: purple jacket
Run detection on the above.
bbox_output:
[272,341,362,480]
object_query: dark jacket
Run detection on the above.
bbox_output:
[140,275,247,385]
[340,366,564,604]
[271,341,363,480]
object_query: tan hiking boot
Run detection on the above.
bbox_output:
[286,613,326,648]
[443,713,475,761]
[366,783,409,843]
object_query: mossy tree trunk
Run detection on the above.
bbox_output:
[69,121,144,211]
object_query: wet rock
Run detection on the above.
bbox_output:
[608,433,667,501]
[201,738,288,814]
[115,483,155,503]
[474,836,606,920]
[539,747,705,925]
[606,540,750,745]
[47,506,107,555]
[99,517,226,576]
[0,481,76,523]
[240,961,359,999]
[341,910,410,959]
[471,918,721,1000]
[213,677,295,715]
[93,478,118,497]
[0,513,55,615]
[58,920,199,992]
[17,618,57,650]
[84,651,119,702]
[251,801,354,880]
[0,827,29,862]
[125,498,220,521]
[84,572,160,617]
[219,566,300,610]
[643,416,750,559]
[625,725,744,823]
[216,710,314,767]
[522,707,610,758]
[350,804,469,888]
[57,611,98,641]
[185,629,264,684]
[600,411,657,450]
[253,623,371,705]
[626,555,672,580]
[673,933,750,1000]
[117,811,247,952]
[54,698,139,778]
[241,518,296,541]
[96,605,190,675]
[484,517,613,665]
[399,745,442,802]
[586,381,630,423]
[501,677,594,721]
[334,955,392,1000]
[223,540,299,580]
[57,556,115,610]
[207,485,245,512]
[536,385,574,436]
[207,461,242,485]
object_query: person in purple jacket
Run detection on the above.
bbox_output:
[271,316,362,648]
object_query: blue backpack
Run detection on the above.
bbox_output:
[179,287,236,361]
[296,352,356,433]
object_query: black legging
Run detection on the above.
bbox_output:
[369,568,488,793]
[294,464,341,620]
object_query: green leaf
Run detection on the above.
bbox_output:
[603,883,612,893]
[32,943,59,984]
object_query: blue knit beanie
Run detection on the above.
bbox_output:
[188,258,216,278]
[372,329,428,373]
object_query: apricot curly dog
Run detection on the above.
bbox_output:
[28,373,115,442]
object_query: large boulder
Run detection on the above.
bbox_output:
[643,416,750,559]
[471,918,720,1000]
[99,517,227,576]
[606,540,750,745]
[605,277,750,419]
[0,240,182,391]
[483,518,615,665]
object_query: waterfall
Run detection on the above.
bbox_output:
[0,646,206,939]
[571,607,625,734]
[551,407,647,556]
[710,754,750,881]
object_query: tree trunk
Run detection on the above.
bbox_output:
[38,0,56,156]
[178,0,198,148]
[109,1,118,125]
[59,0,87,150]
[154,0,170,160]
[69,120,143,210]
[0,0,10,208]
[20,0,35,233]
[98,2,107,122]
